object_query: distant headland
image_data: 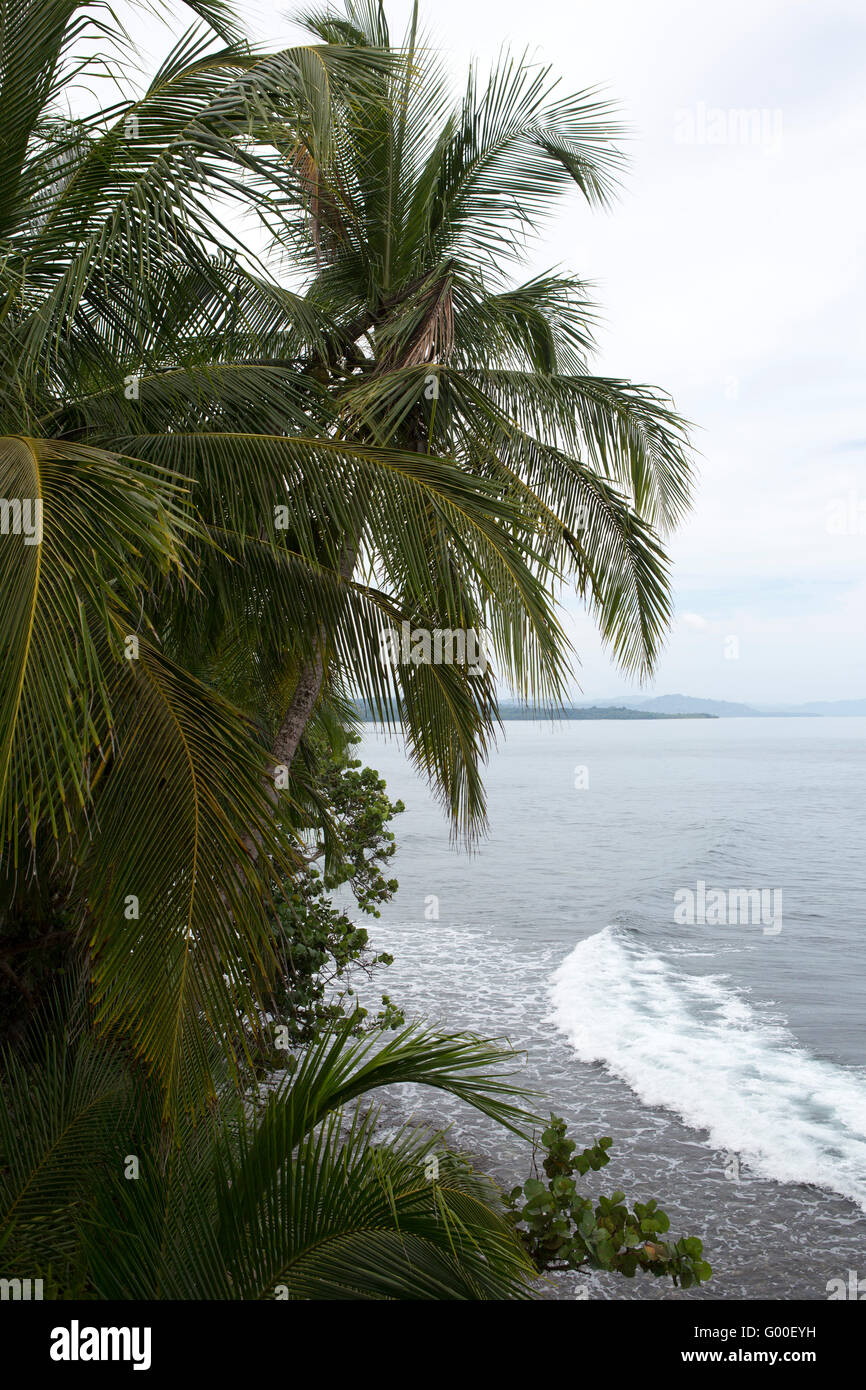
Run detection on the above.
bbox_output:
[353,693,866,720]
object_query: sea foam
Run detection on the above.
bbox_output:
[550,926,866,1209]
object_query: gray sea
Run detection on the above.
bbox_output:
[349,717,866,1300]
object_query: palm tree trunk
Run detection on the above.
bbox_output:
[272,649,325,771]
[273,540,358,766]
[240,542,358,865]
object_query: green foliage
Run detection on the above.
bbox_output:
[0,998,538,1300]
[504,1115,712,1289]
[0,0,694,1121]
[262,733,406,1048]
[0,830,78,1043]
[294,731,405,915]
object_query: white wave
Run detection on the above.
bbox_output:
[549,926,866,1209]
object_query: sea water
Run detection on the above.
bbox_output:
[349,718,866,1300]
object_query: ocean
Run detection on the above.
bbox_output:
[349,717,866,1300]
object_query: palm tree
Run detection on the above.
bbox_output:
[0,988,539,1298]
[0,0,693,1125]
[262,0,694,802]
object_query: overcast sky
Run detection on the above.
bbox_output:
[124,0,866,702]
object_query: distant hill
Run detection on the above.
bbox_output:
[627,694,762,717]
[497,704,715,721]
[353,693,866,721]
[565,693,762,717]
[353,699,714,721]
[629,695,866,717]
[789,699,866,716]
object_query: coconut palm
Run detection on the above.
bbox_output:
[261,0,694,796]
[0,987,539,1298]
[0,0,694,1127]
